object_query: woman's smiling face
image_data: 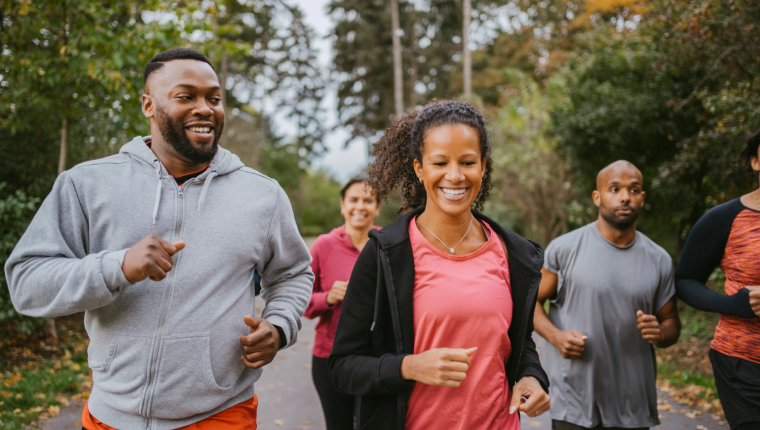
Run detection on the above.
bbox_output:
[414,123,486,217]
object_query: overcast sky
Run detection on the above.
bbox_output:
[286,0,368,182]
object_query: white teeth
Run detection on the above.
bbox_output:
[442,188,466,196]
[189,126,211,133]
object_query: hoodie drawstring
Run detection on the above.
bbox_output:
[152,160,162,225]
[197,170,217,211]
[370,243,383,332]
[152,163,216,223]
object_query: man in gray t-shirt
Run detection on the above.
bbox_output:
[535,160,681,430]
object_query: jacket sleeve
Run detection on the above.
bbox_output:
[675,203,755,318]
[516,280,550,393]
[303,237,331,319]
[329,240,413,396]
[259,187,315,348]
[5,172,133,317]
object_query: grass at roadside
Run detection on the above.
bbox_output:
[656,296,723,416]
[0,315,91,430]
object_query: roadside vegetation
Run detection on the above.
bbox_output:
[0,315,90,430]
[656,271,727,420]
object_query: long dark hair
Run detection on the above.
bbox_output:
[366,100,493,214]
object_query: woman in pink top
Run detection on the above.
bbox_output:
[305,177,381,430]
[329,100,551,430]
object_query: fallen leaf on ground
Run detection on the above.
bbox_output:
[274,419,284,426]
[47,405,61,417]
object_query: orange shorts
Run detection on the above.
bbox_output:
[81,395,258,430]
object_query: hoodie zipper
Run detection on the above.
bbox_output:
[142,183,185,427]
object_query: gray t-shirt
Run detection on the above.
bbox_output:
[543,222,675,428]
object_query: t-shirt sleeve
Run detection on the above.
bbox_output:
[654,254,675,314]
[543,238,566,275]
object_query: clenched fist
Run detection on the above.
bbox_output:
[326,281,348,306]
[240,316,281,369]
[509,376,551,417]
[744,286,760,319]
[122,235,185,283]
[550,330,587,359]
[400,347,477,387]
[636,310,662,344]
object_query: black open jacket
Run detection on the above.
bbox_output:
[328,207,550,430]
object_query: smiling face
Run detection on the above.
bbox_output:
[340,182,381,231]
[593,161,646,230]
[413,124,486,218]
[142,59,224,165]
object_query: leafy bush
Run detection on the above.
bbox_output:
[0,183,42,335]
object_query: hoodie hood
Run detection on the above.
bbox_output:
[329,224,382,251]
[120,136,245,224]
[119,135,245,178]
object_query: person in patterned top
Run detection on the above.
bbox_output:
[676,128,760,430]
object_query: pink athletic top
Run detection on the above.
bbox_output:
[304,225,381,358]
[406,217,519,430]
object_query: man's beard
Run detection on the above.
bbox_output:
[155,105,222,165]
[599,203,640,231]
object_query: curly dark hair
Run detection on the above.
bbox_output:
[740,128,760,177]
[366,99,493,214]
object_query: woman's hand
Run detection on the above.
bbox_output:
[747,286,760,318]
[326,281,348,306]
[509,376,550,417]
[400,347,477,387]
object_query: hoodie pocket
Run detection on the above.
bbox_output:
[89,335,152,415]
[149,333,235,419]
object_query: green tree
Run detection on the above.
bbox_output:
[485,69,585,246]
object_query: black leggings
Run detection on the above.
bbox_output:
[710,349,760,429]
[312,355,355,430]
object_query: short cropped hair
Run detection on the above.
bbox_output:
[144,48,216,85]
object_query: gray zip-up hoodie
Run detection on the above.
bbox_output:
[5,136,314,429]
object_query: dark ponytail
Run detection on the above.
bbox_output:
[366,99,493,214]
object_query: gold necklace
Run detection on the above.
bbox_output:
[755,189,760,208]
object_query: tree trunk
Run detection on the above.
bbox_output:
[390,0,403,118]
[462,0,472,97]
[49,98,71,343]
[220,51,228,108]
[408,24,419,108]
[57,114,69,175]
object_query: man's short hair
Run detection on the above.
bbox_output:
[144,48,216,85]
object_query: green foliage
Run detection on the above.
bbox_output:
[0,348,90,430]
[299,171,344,237]
[485,69,588,246]
[0,184,40,335]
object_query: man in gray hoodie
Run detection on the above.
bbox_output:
[5,48,314,429]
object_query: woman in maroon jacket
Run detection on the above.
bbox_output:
[305,176,381,430]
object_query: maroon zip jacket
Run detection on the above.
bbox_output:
[305,225,381,358]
